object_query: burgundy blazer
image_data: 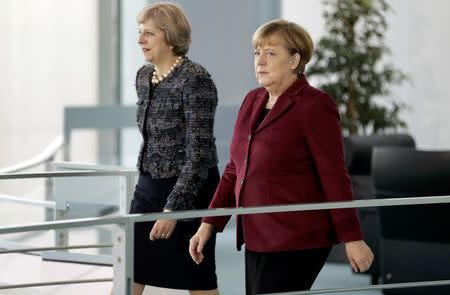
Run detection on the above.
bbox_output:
[203,75,363,252]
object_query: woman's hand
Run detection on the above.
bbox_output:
[345,240,374,273]
[149,210,177,241]
[189,222,214,264]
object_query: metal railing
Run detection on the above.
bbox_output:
[0,193,55,209]
[0,136,64,221]
[0,136,63,174]
[0,169,136,291]
[1,170,450,294]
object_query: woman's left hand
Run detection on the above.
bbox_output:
[149,210,177,241]
[344,240,374,273]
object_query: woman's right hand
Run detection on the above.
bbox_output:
[189,222,214,264]
[344,240,374,273]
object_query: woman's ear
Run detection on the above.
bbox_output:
[291,52,301,70]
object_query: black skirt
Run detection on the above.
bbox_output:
[130,166,220,290]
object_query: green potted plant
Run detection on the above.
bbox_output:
[307,0,407,135]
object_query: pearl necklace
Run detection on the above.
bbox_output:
[151,56,183,85]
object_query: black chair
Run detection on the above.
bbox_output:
[327,134,415,285]
[373,147,450,294]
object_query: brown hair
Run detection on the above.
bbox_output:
[252,19,314,74]
[137,2,191,56]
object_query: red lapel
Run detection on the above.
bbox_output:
[251,75,310,134]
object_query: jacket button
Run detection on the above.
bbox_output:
[240,178,245,185]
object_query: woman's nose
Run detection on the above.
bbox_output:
[138,34,145,44]
[256,55,266,65]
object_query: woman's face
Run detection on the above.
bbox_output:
[254,35,297,88]
[138,20,172,64]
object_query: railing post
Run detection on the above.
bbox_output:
[54,206,69,248]
[122,172,135,215]
[112,172,135,294]
[113,220,134,294]
[52,163,68,249]
[45,158,54,221]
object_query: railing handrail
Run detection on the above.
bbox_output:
[0,169,136,213]
[0,170,138,179]
[0,243,113,255]
[265,279,450,295]
[0,278,113,290]
[1,195,450,235]
[0,136,64,173]
[1,196,450,293]
[1,169,450,294]
[0,193,56,209]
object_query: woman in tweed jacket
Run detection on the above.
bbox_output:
[130,3,220,294]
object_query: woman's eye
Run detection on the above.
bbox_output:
[139,31,154,36]
[254,51,260,57]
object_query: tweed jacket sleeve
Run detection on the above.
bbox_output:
[164,71,218,211]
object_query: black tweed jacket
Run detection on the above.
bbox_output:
[135,58,218,211]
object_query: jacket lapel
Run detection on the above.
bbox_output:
[255,96,292,133]
[254,75,310,133]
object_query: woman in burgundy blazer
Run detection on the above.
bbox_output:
[190,19,373,294]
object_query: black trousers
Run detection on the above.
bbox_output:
[245,246,332,295]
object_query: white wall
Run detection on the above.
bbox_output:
[119,0,148,167]
[0,0,98,202]
[0,0,98,167]
[387,0,450,149]
[282,0,450,149]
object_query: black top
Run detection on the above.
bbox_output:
[257,107,271,129]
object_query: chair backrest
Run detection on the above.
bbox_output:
[343,134,415,201]
[372,147,450,243]
[344,134,416,175]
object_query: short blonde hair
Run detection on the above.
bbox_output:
[252,19,314,74]
[137,2,191,56]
